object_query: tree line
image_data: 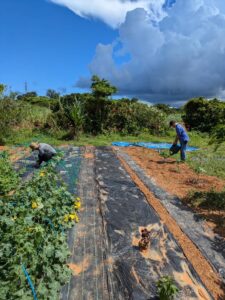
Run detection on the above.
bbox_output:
[0,78,224,147]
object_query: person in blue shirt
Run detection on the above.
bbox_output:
[169,120,190,161]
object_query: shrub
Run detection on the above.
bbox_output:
[0,99,22,145]
[185,190,225,211]
[183,97,225,132]
[209,124,225,150]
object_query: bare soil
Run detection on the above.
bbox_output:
[0,146,30,162]
[123,147,225,237]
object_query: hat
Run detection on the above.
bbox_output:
[30,142,39,150]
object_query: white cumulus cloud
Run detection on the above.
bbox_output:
[49,0,166,28]
[50,0,225,102]
[78,0,225,102]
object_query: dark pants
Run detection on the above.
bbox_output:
[38,153,54,165]
[180,141,188,161]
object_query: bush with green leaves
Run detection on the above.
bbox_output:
[157,276,179,300]
[183,97,225,132]
[185,189,225,211]
[209,124,225,150]
[0,99,23,144]
[0,151,20,195]
[0,158,80,299]
[105,100,167,135]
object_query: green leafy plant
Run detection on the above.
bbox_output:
[0,151,20,195]
[157,276,179,300]
[209,124,225,150]
[185,189,225,211]
[0,157,81,299]
[160,151,170,159]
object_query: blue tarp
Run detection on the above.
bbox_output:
[112,142,198,151]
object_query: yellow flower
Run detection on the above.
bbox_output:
[39,172,45,177]
[32,202,38,209]
[69,214,76,220]
[74,202,81,209]
[64,215,69,222]
[74,215,79,223]
[75,197,81,201]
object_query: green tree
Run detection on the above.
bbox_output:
[90,75,117,133]
[183,97,225,132]
[60,96,85,139]
[17,91,37,101]
[0,99,22,145]
[46,89,60,99]
[91,75,117,98]
[8,91,20,100]
[0,84,6,98]
[154,103,177,115]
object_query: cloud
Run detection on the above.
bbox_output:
[49,0,166,28]
[80,0,225,103]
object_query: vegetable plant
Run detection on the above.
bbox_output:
[157,276,179,300]
[0,151,20,195]
[0,153,81,299]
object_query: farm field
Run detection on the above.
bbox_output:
[2,1,225,299]
[1,143,225,300]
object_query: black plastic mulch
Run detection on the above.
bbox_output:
[117,149,225,283]
[63,147,211,300]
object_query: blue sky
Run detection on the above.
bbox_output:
[1,0,225,103]
[0,0,117,95]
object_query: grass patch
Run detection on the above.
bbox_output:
[184,189,225,236]
[184,190,225,211]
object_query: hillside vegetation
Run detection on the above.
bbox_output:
[0,78,225,179]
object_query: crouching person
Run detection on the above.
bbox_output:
[30,142,56,167]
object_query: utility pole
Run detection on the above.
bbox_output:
[24,81,28,93]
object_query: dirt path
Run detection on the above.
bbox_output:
[122,147,225,198]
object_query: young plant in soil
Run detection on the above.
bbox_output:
[138,228,151,251]
[160,150,170,162]
[157,276,179,300]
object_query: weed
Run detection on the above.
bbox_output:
[157,276,179,300]
[185,190,225,211]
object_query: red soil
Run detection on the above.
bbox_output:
[122,146,225,237]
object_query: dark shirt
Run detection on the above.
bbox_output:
[39,143,56,157]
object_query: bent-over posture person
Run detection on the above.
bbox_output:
[169,121,189,161]
[30,142,56,167]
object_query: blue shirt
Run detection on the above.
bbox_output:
[176,124,189,143]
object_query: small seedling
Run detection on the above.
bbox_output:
[138,228,151,251]
[160,151,170,160]
[157,276,179,300]
[195,166,207,174]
